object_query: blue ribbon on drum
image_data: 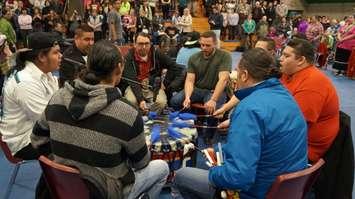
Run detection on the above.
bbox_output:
[148,111,197,144]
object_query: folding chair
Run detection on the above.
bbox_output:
[38,155,90,199]
[0,135,34,199]
[266,158,325,199]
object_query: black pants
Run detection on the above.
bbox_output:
[14,144,40,160]
[161,4,171,19]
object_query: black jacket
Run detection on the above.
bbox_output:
[59,44,86,87]
[121,47,185,103]
[314,111,354,199]
[208,13,223,30]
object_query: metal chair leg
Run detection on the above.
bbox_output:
[4,164,21,199]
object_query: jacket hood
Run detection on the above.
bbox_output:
[62,79,122,120]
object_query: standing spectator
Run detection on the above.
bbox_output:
[140,0,153,21]
[225,0,236,15]
[137,9,151,33]
[42,0,51,15]
[31,0,46,9]
[18,8,32,47]
[0,9,17,48]
[306,16,324,46]
[171,10,181,29]
[252,1,263,23]
[221,7,228,41]
[67,9,82,37]
[88,8,103,42]
[149,0,157,15]
[275,0,288,23]
[178,8,192,34]
[49,0,63,15]
[119,0,131,16]
[257,15,269,39]
[277,16,291,35]
[237,0,251,25]
[261,1,267,16]
[265,1,275,26]
[208,6,223,48]
[108,0,124,45]
[32,7,43,32]
[227,8,239,40]
[242,13,256,50]
[161,0,171,20]
[333,15,355,75]
[52,21,68,52]
[126,9,137,43]
[178,0,187,17]
[297,16,309,36]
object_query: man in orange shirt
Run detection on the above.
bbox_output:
[279,38,340,162]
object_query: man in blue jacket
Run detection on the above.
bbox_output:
[173,48,308,199]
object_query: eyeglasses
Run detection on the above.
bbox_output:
[136,42,151,47]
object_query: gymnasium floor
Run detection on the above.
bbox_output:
[1,52,354,199]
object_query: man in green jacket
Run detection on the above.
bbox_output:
[0,9,16,48]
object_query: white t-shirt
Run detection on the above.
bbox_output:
[0,61,58,155]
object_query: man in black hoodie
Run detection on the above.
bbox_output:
[59,24,94,87]
[122,32,185,114]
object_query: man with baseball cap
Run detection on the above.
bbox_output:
[0,32,62,160]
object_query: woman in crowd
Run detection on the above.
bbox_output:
[333,15,355,75]
[18,8,32,47]
[306,16,324,47]
[242,13,256,49]
[87,8,103,42]
[178,8,193,35]
[32,7,43,32]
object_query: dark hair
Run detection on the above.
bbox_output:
[8,48,51,75]
[81,40,123,85]
[286,38,315,64]
[135,32,151,41]
[239,48,281,81]
[257,37,276,51]
[75,24,94,37]
[200,31,217,42]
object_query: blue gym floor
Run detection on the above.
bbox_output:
[1,52,354,199]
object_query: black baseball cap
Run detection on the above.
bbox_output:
[19,32,59,53]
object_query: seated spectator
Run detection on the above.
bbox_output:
[59,24,94,87]
[280,38,340,162]
[174,48,308,199]
[31,40,169,199]
[122,32,184,114]
[0,32,61,160]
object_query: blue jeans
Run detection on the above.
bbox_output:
[170,88,226,111]
[126,160,170,199]
[173,167,216,199]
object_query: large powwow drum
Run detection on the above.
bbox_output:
[144,112,198,181]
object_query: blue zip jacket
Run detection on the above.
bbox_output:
[209,78,308,199]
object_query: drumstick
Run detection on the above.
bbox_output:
[193,125,220,129]
[63,57,153,89]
